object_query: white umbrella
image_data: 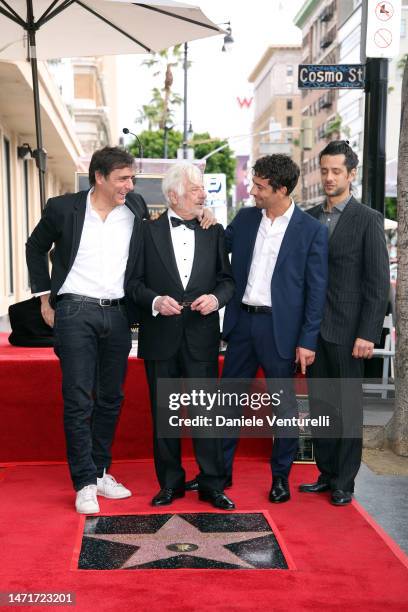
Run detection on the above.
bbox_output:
[0,0,223,206]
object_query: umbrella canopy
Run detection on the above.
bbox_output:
[0,0,223,207]
[0,0,222,60]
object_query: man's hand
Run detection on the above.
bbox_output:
[199,207,217,229]
[296,347,316,375]
[352,337,374,359]
[155,296,182,316]
[191,294,218,316]
[40,293,55,328]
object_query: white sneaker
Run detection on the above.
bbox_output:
[96,471,132,499]
[75,484,100,514]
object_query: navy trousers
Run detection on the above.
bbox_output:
[222,309,299,480]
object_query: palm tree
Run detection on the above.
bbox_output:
[392,55,408,456]
[136,46,184,130]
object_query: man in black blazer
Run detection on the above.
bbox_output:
[300,140,390,505]
[26,147,142,514]
[128,162,236,510]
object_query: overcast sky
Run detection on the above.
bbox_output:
[117,0,304,155]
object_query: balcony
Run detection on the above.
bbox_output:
[320,27,336,49]
[319,4,334,23]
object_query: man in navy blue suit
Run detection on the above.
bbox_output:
[221,154,328,503]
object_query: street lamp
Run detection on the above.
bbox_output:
[182,23,233,159]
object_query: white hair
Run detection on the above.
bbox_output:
[162,162,203,206]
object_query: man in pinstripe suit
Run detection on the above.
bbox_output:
[300,140,389,506]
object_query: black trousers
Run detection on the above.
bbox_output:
[54,299,131,491]
[144,337,226,492]
[307,335,364,492]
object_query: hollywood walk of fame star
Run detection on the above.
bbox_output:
[85,515,273,569]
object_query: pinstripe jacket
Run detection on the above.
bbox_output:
[307,197,389,346]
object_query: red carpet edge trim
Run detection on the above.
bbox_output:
[351,499,408,569]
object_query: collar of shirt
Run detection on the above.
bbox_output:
[261,199,295,224]
[86,188,131,221]
[323,194,352,214]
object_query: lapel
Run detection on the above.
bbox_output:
[68,191,88,269]
[273,204,303,273]
[186,225,208,290]
[328,196,360,247]
[124,200,142,284]
[245,208,263,277]
[150,212,184,290]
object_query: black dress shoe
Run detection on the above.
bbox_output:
[185,477,233,491]
[269,477,290,503]
[185,478,199,492]
[198,490,235,510]
[299,481,330,493]
[151,487,185,506]
[331,490,352,506]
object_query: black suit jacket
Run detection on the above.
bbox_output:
[25,190,142,320]
[307,197,389,345]
[126,191,150,220]
[128,212,235,361]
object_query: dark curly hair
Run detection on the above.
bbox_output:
[253,154,300,196]
[319,140,359,173]
[88,146,135,186]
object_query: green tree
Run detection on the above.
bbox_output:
[191,132,236,193]
[130,129,182,159]
[130,130,236,194]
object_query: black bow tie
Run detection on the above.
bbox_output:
[170,217,199,230]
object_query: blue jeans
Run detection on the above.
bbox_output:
[53,298,131,491]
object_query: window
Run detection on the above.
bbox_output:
[287,65,293,76]
[2,137,14,294]
[401,19,406,38]
[287,99,293,110]
[286,116,293,127]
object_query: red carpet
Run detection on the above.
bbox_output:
[1,333,408,610]
[0,333,275,462]
[0,460,407,611]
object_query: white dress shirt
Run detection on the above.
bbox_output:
[168,209,196,289]
[152,209,218,315]
[58,189,134,299]
[242,201,295,307]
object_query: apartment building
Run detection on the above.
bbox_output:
[248,45,302,202]
[295,0,339,206]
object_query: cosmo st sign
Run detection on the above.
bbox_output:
[298,64,365,89]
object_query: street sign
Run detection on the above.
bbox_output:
[298,64,365,89]
[362,0,401,59]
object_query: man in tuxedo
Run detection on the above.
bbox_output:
[220,154,328,503]
[128,162,235,510]
[26,146,142,514]
[300,140,389,505]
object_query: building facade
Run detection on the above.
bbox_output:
[249,45,302,202]
[295,0,339,206]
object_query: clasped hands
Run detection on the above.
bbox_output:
[155,295,218,317]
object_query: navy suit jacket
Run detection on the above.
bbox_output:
[222,205,329,360]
